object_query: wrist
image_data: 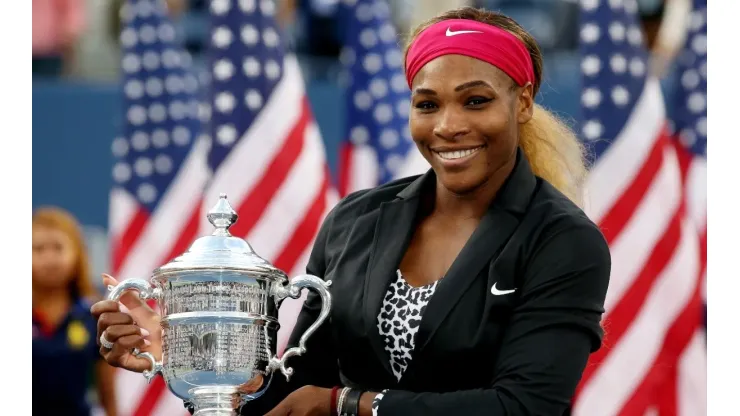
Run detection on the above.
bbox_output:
[330,386,341,416]
[337,388,368,416]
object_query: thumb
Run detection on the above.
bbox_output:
[102,273,151,314]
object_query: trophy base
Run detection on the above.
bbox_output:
[190,386,242,416]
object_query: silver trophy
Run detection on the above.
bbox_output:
[106,194,332,415]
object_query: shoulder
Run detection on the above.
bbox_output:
[325,175,422,228]
[526,179,610,263]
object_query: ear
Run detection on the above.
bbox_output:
[516,82,535,124]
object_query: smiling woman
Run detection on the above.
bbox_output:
[93,6,610,416]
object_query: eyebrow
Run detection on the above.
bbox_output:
[413,80,495,96]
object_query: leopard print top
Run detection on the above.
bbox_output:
[371,270,440,415]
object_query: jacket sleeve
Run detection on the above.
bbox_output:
[235,200,343,415]
[376,224,611,416]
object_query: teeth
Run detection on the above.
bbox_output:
[436,147,480,160]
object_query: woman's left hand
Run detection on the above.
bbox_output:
[263,385,332,416]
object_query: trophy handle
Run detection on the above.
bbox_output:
[107,278,164,383]
[268,274,332,381]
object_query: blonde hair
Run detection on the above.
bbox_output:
[32,207,96,299]
[404,7,588,206]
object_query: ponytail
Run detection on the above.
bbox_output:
[519,104,588,207]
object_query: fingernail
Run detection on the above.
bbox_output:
[143,339,152,346]
[141,328,150,337]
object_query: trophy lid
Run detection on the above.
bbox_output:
[152,193,285,279]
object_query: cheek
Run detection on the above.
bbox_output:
[59,250,78,274]
[409,114,435,144]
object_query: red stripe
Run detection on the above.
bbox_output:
[598,127,669,244]
[273,171,330,273]
[656,367,678,416]
[617,280,702,415]
[132,376,168,416]
[673,139,695,185]
[112,207,149,275]
[337,141,353,197]
[230,98,311,238]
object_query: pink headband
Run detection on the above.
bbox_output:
[405,19,535,88]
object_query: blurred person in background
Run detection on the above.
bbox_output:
[277,0,344,57]
[32,0,86,78]
[32,208,117,416]
[406,0,472,31]
[639,0,692,77]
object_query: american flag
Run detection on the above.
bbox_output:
[201,0,339,362]
[337,0,429,195]
[110,0,209,414]
[573,0,705,415]
[663,0,707,412]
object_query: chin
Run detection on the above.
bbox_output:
[436,170,489,195]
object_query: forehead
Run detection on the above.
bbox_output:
[410,55,513,90]
[33,226,73,244]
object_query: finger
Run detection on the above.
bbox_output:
[90,300,120,318]
[115,333,149,350]
[96,311,134,342]
[104,325,147,343]
[104,335,153,372]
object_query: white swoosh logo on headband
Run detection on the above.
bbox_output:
[446,27,484,36]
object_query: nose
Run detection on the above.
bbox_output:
[433,106,470,141]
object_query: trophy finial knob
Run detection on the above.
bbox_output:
[207,193,238,235]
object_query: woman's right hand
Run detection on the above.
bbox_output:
[90,274,163,373]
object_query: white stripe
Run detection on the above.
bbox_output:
[644,407,659,416]
[115,369,149,415]
[678,330,707,416]
[584,79,666,224]
[603,146,682,313]
[202,55,305,231]
[246,122,326,261]
[685,158,707,231]
[117,138,209,279]
[109,188,139,240]
[574,219,700,415]
[150,387,192,416]
[347,144,379,194]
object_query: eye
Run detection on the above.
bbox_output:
[414,101,438,111]
[465,97,492,107]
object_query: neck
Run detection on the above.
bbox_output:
[32,286,72,312]
[432,156,516,220]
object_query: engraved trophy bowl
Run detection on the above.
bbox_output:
[106,194,332,415]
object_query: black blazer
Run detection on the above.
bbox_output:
[240,149,611,415]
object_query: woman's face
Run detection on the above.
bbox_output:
[409,54,534,195]
[32,225,77,290]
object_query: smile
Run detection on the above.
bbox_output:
[433,146,483,160]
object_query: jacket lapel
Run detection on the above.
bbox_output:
[361,172,434,380]
[413,149,537,355]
